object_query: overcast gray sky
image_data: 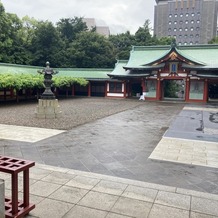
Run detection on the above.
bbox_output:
[1,0,156,34]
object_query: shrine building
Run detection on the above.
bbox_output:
[0,43,218,103]
[108,43,218,102]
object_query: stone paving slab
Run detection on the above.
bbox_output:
[150,104,218,170]
[183,106,218,112]
[0,124,65,142]
[149,137,218,168]
[165,105,218,143]
[3,163,217,218]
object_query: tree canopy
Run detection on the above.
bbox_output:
[0,2,174,68]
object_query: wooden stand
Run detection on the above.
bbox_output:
[0,155,35,218]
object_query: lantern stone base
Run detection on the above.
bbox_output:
[35,99,62,119]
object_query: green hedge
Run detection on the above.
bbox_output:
[0,74,88,90]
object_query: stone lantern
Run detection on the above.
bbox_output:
[35,62,62,119]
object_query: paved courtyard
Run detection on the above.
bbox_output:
[0,98,218,194]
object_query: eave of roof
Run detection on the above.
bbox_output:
[0,63,112,79]
[107,60,128,77]
[182,63,218,70]
[196,74,218,78]
[109,73,150,79]
[124,63,165,70]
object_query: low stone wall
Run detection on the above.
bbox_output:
[0,179,5,217]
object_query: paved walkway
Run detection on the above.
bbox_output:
[150,137,218,168]
[1,102,218,194]
[2,163,218,218]
[149,105,218,169]
[0,101,218,217]
[0,124,65,143]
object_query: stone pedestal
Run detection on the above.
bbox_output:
[0,179,5,217]
[35,99,62,119]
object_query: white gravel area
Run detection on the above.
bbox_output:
[0,97,145,130]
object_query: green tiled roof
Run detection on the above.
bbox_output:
[57,68,111,79]
[0,63,43,75]
[108,60,158,78]
[108,60,128,76]
[0,63,112,80]
[125,46,171,68]
[176,44,218,66]
[125,44,218,68]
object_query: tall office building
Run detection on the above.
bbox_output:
[154,0,218,44]
[82,18,110,37]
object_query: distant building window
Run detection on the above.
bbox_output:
[185,20,188,24]
[197,12,200,16]
[179,28,182,31]
[174,28,177,32]
[190,27,194,31]
[168,28,172,32]
[169,14,172,18]
[190,34,193,38]
[184,42,187,45]
[179,35,182,38]
[175,14,178,17]
[190,42,193,45]
[178,42,182,45]
[185,28,188,31]
[179,21,183,24]
[184,35,188,38]
[174,35,177,39]
[109,83,122,93]
[186,13,189,17]
[174,21,177,24]
[196,34,199,38]
[169,21,172,25]
[180,14,183,17]
[197,20,200,24]
[191,13,195,17]
[196,27,200,31]
[191,20,194,24]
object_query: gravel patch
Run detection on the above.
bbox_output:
[0,97,146,130]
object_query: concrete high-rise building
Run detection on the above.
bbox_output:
[154,0,218,44]
[82,18,110,37]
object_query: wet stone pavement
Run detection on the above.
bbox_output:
[1,100,218,195]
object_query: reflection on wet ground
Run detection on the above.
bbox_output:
[0,101,218,194]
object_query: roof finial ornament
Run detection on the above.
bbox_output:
[171,38,177,48]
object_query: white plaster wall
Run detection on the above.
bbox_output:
[107,93,124,97]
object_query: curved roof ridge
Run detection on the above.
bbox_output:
[174,47,206,65]
[132,45,171,51]
[0,62,43,69]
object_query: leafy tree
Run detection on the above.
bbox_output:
[53,76,88,88]
[109,31,135,59]
[0,73,43,90]
[0,73,87,90]
[208,36,218,44]
[57,17,87,43]
[134,20,154,45]
[156,36,174,45]
[0,2,14,63]
[68,31,116,68]
[30,21,65,67]
[164,80,180,98]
